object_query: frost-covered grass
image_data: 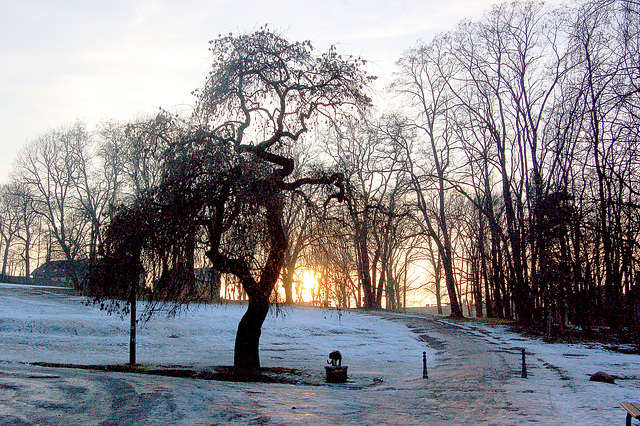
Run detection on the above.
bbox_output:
[0,284,429,385]
[1,283,639,424]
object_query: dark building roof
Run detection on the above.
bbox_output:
[31,259,90,280]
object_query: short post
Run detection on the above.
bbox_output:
[423,351,428,379]
[521,348,527,379]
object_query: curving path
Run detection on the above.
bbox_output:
[379,313,526,424]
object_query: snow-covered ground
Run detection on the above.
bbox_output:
[0,283,429,382]
[1,283,639,424]
[443,317,640,424]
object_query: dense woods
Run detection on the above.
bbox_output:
[2,0,639,351]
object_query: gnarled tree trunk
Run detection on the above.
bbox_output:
[234,294,270,370]
[233,190,287,370]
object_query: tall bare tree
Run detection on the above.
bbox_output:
[6,182,38,283]
[0,184,23,277]
[88,29,372,370]
[15,121,92,287]
[393,36,465,317]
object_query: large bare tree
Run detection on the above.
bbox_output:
[393,37,465,317]
[88,28,371,370]
[15,121,93,287]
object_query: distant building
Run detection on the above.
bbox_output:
[31,259,91,285]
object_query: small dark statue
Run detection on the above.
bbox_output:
[325,350,347,383]
[327,350,342,367]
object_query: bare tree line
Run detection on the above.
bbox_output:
[385,0,640,333]
[0,0,638,341]
[0,116,170,285]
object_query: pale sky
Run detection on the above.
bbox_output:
[0,0,537,182]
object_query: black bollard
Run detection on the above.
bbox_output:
[521,348,527,378]
[423,351,428,379]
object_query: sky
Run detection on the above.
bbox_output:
[0,0,557,183]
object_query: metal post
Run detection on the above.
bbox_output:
[129,283,136,366]
[423,351,428,379]
[521,348,527,378]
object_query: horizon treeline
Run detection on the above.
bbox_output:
[0,0,638,336]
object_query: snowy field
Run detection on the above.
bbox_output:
[1,283,639,424]
[0,283,430,381]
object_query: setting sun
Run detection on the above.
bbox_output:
[295,268,318,303]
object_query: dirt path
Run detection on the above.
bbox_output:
[379,313,532,424]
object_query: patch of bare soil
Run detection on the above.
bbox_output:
[31,362,313,383]
[29,362,378,389]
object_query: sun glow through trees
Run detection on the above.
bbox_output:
[294,268,318,303]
